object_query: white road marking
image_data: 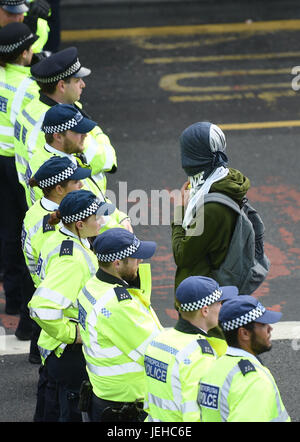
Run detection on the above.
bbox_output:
[1,322,300,356]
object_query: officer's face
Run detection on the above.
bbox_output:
[62,179,83,195]
[63,77,86,103]
[76,214,102,239]
[62,131,87,154]
[118,257,143,283]
[206,301,222,330]
[250,323,273,355]
[0,9,24,26]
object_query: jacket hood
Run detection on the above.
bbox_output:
[210,168,250,202]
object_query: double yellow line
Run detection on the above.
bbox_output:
[61,19,300,41]
[61,19,300,131]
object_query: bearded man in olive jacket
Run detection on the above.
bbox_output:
[172,121,250,291]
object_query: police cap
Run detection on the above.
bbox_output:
[219,295,282,331]
[30,46,91,84]
[33,156,91,189]
[42,103,97,134]
[93,228,157,262]
[175,276,238,312]
[0,22,38,56]
[59,190,115,224]
[0,0,28,14]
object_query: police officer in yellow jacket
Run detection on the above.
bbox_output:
[198,295,290,422]
[29,189,116,421]
[22,156,90,364]
[28,103,130,229]
[77,227,163,422]
[143,276,238,422]
[14,46,91,202]
[0,22,39,323]
[0,0,50,54]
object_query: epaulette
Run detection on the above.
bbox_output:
[114,286,132,302]
[43,214,55,233]
[197,339,214,355]
[238,359,256,376]
[59,239,74,256]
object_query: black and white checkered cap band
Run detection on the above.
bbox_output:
[62,199,100,223]
[43,111,84,134]
[34,59,81,83]
[221,303,266,331]
[1,0,25,4]
[38,165,77,189]
[180,288,222,312]
[0,33,34,54]
[96,236,141,262]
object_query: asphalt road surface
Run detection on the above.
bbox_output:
[0,0,299,424]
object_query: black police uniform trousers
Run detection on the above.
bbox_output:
[44,344,88,422]
[0,156,35,329]
[88,394,147,422]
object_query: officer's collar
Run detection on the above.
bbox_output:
[96,267,129,287]
[39,93,90,118]
[40,197,59,212]
[174,315,208,336]
[39,92,59,107]
[44,143,76,164]
[226,346,262,364]
[59,225,91,249]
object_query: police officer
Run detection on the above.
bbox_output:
[143,276,238,422]
[14,46,118,211]
[77,227,163,422]
[0,22,39,320]
[22,156,90,363]
[28,190,115,421]
[198,295,290,422]
[14,46,91,203]
[0,0,51,54]
[29,103,131,230]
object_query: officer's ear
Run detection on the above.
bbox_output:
[57,79,66,94]
[238,326,252,343]
[200,305,209,317]
[75,220,84,230]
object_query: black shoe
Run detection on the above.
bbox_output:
[28,353,41,364]
[15,328,32,341]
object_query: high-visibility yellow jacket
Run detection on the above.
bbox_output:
[28,226,98,363]
[22,196,59,287]
[143,318,217,422]
[77,263,163,403]
[0,63,39,157]
[198,346,290,422]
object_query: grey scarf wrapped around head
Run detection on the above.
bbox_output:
[180,121,228,179]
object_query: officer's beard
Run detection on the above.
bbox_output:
[250,332,272,355]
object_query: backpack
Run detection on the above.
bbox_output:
[203,192,270,294]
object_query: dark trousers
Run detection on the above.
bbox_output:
[34,364,60,422]
[0,156,31,316]
[89,394,147,422]
[45,345,88,422]
[44,0,61,52]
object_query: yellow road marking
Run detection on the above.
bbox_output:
[61,19,300,41]
[170,90,296,103]
[219,120,300,130]
[160,69,292,93]
[144,51,300,64]
[161,82,290,93]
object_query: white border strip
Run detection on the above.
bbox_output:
[1,322,300,356]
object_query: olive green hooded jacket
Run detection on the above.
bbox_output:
[172,168,250,291]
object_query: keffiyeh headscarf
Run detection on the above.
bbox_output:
[180,122,229,230]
